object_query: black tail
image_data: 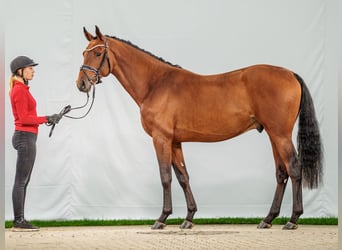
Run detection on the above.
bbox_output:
[294,73,323,189]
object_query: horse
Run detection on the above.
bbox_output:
[76,26,323,230]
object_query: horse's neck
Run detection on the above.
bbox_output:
[110,41,168,107]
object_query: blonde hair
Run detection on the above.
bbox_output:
[8,75,16,95]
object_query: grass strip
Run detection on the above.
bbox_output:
[5,217,337,228]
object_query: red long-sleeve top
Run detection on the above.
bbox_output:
[10,80,47,134]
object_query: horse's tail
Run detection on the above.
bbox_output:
[294,73,323,189]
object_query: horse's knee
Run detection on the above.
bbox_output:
[160,167,172,188]
[161,177,172,189]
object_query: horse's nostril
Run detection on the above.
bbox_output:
[81,80,86,90]
[77,80,87,91]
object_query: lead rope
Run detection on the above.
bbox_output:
[48,85,96,137]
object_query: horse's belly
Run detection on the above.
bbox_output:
[174,130,239,142]
[174,120,258,143]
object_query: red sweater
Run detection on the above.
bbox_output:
[10,80,47,134]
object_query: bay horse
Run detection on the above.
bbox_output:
[76,26,323,230]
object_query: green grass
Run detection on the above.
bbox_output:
[5,217,337,228]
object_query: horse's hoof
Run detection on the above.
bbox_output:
[151,221,166,230]
[282,222,298,230]
[180,220,194,229]
[257,221,272,229]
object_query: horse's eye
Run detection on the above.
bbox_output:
[95,52,101,57]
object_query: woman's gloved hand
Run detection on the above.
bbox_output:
[46,113,63,125]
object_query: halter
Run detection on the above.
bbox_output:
[80,38,111,85]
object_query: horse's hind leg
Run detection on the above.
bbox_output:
[258,140,289,229]
[284,146,303,230]
[275,139,303,230]
[172,143,197,229]
[265,136,302,230]
[259,136,303,230]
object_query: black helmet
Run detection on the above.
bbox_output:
[10,56,38,74]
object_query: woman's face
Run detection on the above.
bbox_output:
[21,66,35,80]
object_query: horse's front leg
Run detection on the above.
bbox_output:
[172,143,197,229]
[151,135,173,230]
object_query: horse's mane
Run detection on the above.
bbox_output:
[106,35,182,68]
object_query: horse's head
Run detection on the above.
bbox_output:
[76,26,111,93]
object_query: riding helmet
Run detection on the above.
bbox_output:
[10,56,38,74]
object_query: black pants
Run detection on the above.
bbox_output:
[12,130,37,221]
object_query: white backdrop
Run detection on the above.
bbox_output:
[4,0,339,220]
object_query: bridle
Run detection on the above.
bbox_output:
[80,38,111,85]
[48,39,111,137]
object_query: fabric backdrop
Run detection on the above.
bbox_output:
[4,0,339,220]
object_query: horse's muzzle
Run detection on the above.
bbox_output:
[77,79,89,93]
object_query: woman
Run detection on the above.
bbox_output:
[9,56,61,231]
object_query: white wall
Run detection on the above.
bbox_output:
[4,0,339,220]
[0,0,5,247]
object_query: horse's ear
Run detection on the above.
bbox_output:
[95,25,105,41]
[83,27,94,41]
